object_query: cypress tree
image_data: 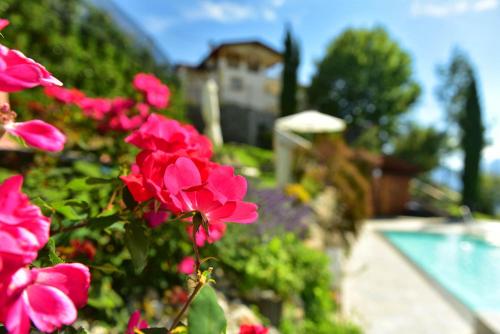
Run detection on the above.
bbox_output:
[438,50,485,210]
[280,26,300,117]
[461,73,484,209]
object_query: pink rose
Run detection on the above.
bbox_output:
[177,256,196,275]
[0,19,9,31]
[44,86,85,105]
[0,45,61,92]
[164,157,258,226]
[133,73,170,109]
[239,324,269,334]
[125,113,212,160]
[0,175,50,280]
[126,310,148,334]
[0,263,90,334]
[4,119,66,152]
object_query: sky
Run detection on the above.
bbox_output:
[117,0,500,171]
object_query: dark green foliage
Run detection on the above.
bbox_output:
[392,123,450,173]
[307,27,420,150]
[438,50,485,209]
[125,220,150,274]
[280,26,300,117]
[478,173,500,216]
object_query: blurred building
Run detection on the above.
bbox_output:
[176,40,282,147]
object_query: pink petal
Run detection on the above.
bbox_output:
[208,166,247,202]
[0,19,9,31]
[226,201,258,224]
[25,284,77,332]
[0,48,61,92]
[33,263,90,308]
[164,157,202,194]
[208,201,258,224]
[4,294,31,334]
[5,120,66,152]
[143,209,168,228]
[120,174,154,203]
[127,310,148,334]
[177,256,195,275]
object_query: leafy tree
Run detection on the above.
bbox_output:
[477,173,500,216]
[280,26,300,117]
[437,50,485,209]
[392,123,450,173]
[307,27,421,150]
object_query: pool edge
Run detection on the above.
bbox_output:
[377,230,498,334]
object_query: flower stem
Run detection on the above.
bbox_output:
[168,280,204,333]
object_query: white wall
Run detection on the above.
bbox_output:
[216,58,279,114]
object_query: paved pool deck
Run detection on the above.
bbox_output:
[341,218,500,334]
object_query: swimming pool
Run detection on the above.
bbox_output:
[383,230,500,312]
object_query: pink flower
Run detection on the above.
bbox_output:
[4,119,66,152]
[165,157,258,227]
[125,113,212,160]
[0,19,9,31]
[177,256,195,275]
[44,86,85,105]
[143,203,169,228]
[133,73,170,109]
[239,324,269,334]
[0,45,61,93]
[187,221,227,247]
[0,175,50,280]
[126,310,148,334]
[0,263,90,334]
[77,97,112,121]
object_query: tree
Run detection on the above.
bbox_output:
[392,123,450,173]
[307,27,420,150]
[437,50,485,210]
[280,26,300,117]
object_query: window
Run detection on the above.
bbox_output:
[248,60,260,72]
[230,77,243,91]
[227,54,240,68]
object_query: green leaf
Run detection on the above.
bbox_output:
[52,200,88,220]
[124,221,150,273]
[87,214,122,231]
[188,286,227,334]
[47,238,64,265]
[91,263,124,275]
[67,177,92,191]
[85,177,116,185]
[74,161,102,178]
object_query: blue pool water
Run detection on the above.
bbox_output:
[383,231,500,311]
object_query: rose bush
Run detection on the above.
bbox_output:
[0,18,261,334]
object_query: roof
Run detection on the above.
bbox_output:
[177,40,282,70]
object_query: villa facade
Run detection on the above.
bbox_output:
[176,40,282,146]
